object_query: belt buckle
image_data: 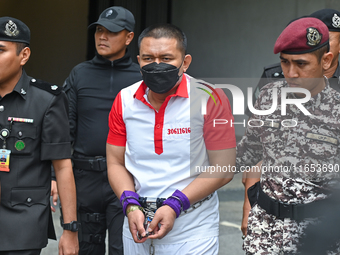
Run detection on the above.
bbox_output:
[87,213,100,222]
[278,203,294,219]
[90,234,102,244]
[88,159,94,170]
[96,157,106,171]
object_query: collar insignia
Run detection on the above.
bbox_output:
[20,88,26,95]
[306,27,322,47]
[5,20,19,37]
[51,85,58,90]
[332,14,340,28]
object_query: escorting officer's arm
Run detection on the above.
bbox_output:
[241,161,261,237]
[53,158,79,255]
[106,143,147,243]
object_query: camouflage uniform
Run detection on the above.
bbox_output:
[237,79,340,254]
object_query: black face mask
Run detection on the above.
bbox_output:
[140,62,183,94]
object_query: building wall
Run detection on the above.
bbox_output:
[171,0,340,137]
[0,0,89,85]
[172,0,340,79]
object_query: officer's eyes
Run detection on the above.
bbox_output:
[297,62,306,66]
[143,57,153,61]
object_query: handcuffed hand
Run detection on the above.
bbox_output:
[147,205,176,240]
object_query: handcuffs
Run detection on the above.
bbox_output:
[137,202,158,240]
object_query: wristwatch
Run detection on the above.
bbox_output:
[62,221,80,232]
[126,205,143,215]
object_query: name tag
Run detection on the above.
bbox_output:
[306,132,338,145]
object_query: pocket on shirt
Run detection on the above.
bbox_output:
[6,123,37,155]
[10,187,48,207]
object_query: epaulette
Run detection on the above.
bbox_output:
[30,78,62,95]
[263,62,284,80]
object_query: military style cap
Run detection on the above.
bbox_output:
[310,8,340,32]
[89,6,135,32]
[0,17,30,44]
[274,17,329,54]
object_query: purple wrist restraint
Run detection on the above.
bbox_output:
[163,190,190,218]
[120,191,141,216]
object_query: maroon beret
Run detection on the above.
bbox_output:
[274,17,329,54]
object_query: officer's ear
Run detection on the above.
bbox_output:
[20,47,31,66]
[125,31,134,46]
[322,51,333,71]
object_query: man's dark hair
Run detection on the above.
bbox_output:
[310,43,329,63]
[138,24,187,56]
[15,42,29,55]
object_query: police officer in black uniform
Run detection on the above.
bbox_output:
[0,17,78,255]
[245,8,340,117]
[62,6,141,255]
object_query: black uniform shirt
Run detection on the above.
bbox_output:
[63,50,141,157]
[0,70,71,250]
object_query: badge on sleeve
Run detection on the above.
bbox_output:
[0,149,11,172]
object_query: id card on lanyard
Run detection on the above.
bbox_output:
[0,149,10,172]
[0,118,13,172]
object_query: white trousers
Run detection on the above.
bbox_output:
[123,236,219,255]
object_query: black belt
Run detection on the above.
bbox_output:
[72,157,106,171]
[82,233,105,244]
[249,181,330,221]
[79,212,104,223]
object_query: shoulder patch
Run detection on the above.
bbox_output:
[30,78,62,95]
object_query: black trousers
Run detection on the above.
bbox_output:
[73,168,124,255]
[0,250,41,255]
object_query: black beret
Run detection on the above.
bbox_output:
[0,17,30,44]
[310,9,340,32]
